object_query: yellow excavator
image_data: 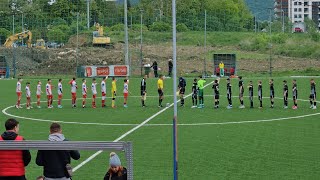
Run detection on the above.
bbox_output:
[92,23,112,48]
[4,30,32,48]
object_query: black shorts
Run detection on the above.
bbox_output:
[214,95,219,100]
[141,90,146,96]
[158,89,164,96]
[310,93,316,100]
[179,87,185,94]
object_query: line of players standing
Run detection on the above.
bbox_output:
[186,76,317,110]
[15,76,129,109]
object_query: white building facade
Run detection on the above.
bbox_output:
[288,0,320,31]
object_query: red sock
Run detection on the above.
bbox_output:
[102,100,105,105]
[82,101,85,105]
[47,101,50,107]
[17,100,20,106]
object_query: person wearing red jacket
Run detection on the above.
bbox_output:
[0,119,31,180]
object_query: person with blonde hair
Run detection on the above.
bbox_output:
[104,152,127,180]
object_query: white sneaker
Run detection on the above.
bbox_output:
[284,106,288,109]
[239,105,245,109]
[48,106,53,109]
[26,107,30,110]
[37,106,41,109]
[191,106,197,108]
[30,106,33,109]
[313,106,317,110]
[310,105,314,109]
[15,105,19,109]
[18,106,23,109]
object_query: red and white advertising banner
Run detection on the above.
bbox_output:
[84,65,129,77]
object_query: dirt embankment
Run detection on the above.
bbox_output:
[0,43,319,76]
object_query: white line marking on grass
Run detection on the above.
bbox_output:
[72,81,214,172]
[2,96,318,127]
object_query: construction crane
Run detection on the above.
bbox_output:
[4,30,32,48]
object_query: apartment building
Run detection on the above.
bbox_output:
[288,0,320,31]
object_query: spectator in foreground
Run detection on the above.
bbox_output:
[104,152,127,180]
[0,118,31,180]
[36,123,80,180]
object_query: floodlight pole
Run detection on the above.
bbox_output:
[87,0,90,29]
[140,9,144,77]
[124,0,130,75]
[269,8,273,77]
[172,0,178,179]
[76,12,79,77]
[204,10,207,77]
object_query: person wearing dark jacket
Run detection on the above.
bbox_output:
[151,61,158,78]
[104,152,127,180]
[0,119,31,180]
[168,59,173,77]
[36,123,80,180]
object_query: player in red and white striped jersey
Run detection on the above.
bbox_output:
[123,79,129,108]
[25,82,31,109]
[91,78,97,108]
[46,79,53,108]
[101,76,108,107]
[15,78,23,109]
[36,80,43,108]
[57,79,63,108]
[69,77,77,108]
[82,79,87,108]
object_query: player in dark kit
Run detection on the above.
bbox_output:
[269,79,275,108]
[248,81,254,108]
[226,78,233,109]
[178,77,186,107]
[140,75,147,107]
[310,79,317,109]
[283,80,289,109]
[292,79,298,109]
[191,78,198,108]
[258,80,263,108]
[212,78,220,109]
[238,76,245,108]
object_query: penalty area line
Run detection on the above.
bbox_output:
[72,80,214,172]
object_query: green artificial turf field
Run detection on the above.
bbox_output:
[0,76,320,179]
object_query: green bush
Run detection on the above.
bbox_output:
[110,24,125,31]
[271,33,288,44]
[0,28,10,38]
[149,22,171,32]
[130,24,148,32]
[47,28,67,43]
[176,23,189,32]
[52,18,68,26]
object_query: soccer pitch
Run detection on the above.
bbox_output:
[0,76,320,179]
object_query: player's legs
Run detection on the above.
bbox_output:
[158,90,163,107]
[16,93,22,108]
[82,95,86,108]
[124,93,128,107]
[250,96,253,108]
[314,93,317,108]
[270,95,274,108]
[239,93,244,108]
[292,96,298,109]
[92,94,96,108]
[102,93,106,107]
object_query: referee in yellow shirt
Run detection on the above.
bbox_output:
[111,77,117,108]
[157,75,164,107]
[219,61,224,77]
